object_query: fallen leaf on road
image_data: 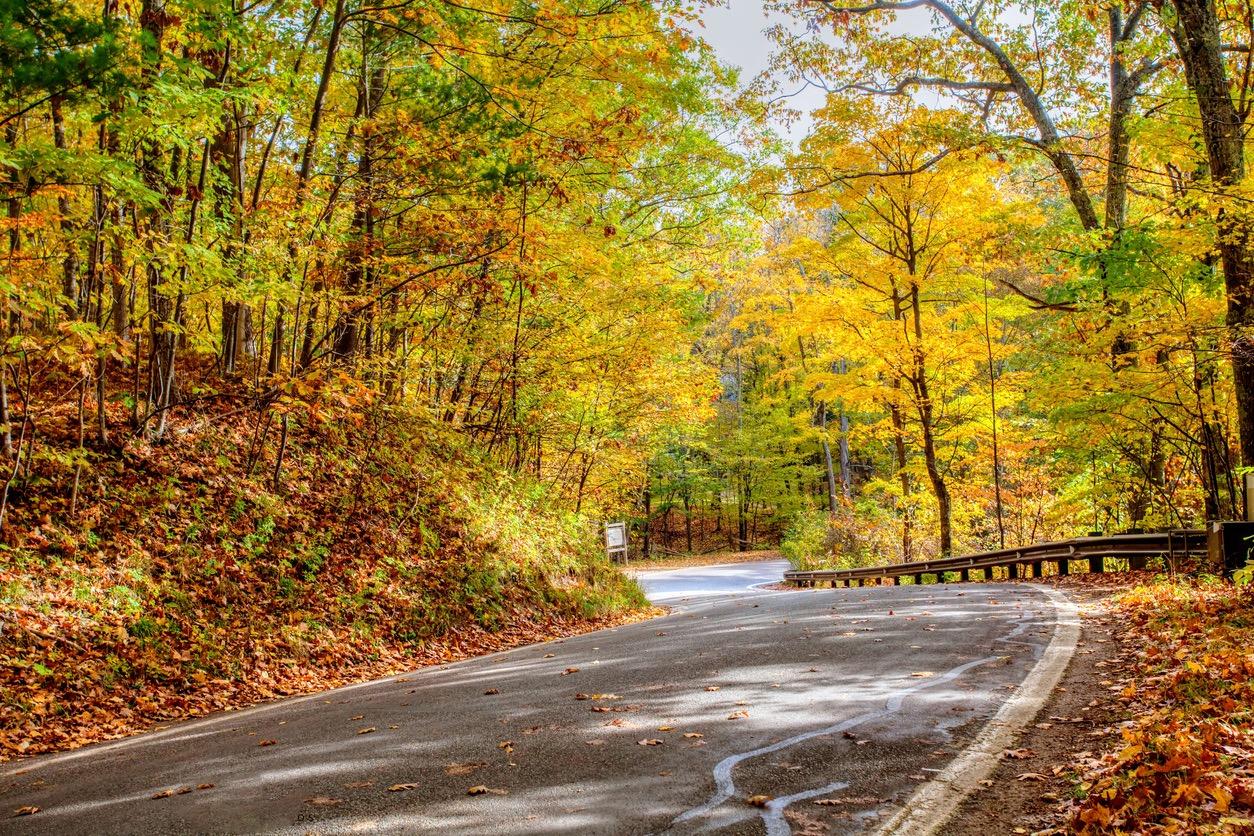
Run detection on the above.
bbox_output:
[1016,772,1047,782]
[1003,748,1036,760]
[196,784,215,791]
[560,667,579,676]
[638,738,664,746]
[258,739,277,746]
[483,688,499,695]
[911,672,935,678]
[704,685,720,692]
[344,781,374,789]
[543,653,555,658]
[387,783,419,792]
[497,740,514,753]
[683,732,704,739]
[305,796,342,807]
[727,710,749,720]
[446,762,487,776]
[467,786,508,796]
[151,789,176,799]
[357,727,376,735]
[350,715,364,721]
[657,725,674,732]
[14,806,40,816]
[585,739,605,746]
[748,795,773,808]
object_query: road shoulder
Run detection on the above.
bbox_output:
[938,583,1125,836]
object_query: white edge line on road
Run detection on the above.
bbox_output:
[873,584,1081,836]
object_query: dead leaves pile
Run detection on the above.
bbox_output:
[1059,582,1254,834]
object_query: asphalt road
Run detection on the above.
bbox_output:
[2,562,1064,835]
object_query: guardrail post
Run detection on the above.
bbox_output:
[891,575,900,586]
[1030,560,1042,578]
[1130,555,1146,571]
[960,568,969,582]
[914,573,923,585]
[1058,558,1069,576]
[1091,555,1104,573]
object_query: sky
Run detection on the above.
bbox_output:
[692,0,939,144]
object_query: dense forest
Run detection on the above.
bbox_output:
[4,0,1254,760]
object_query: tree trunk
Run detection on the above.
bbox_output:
[1169,0,1254,470]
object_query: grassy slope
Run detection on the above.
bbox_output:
[0,386,648,759]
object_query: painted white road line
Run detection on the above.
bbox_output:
[874,584,1081,836]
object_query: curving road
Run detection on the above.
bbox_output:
[1,560,1070,835]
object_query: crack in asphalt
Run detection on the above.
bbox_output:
[668,598,1049,834]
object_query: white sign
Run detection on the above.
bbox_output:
[605,522,627,550]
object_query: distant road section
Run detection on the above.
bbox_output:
[632,559,790,603]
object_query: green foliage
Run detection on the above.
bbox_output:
[780,509,832,570]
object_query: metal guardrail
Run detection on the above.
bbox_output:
[784,530,1209,587]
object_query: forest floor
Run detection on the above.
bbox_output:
[1,376,653,762]
[943,571,1254,835]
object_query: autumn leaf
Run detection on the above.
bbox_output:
[14,806,40,816]
[387,783,419,792]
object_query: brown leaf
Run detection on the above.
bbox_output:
[14,806,40,816]
[344,781,374,789]
[257,739,278,747]
[1016,772,1048,782]
[387,783,419,792]
[483,688,499,695]
[748,794,773,808]
[305,796,342,807]
[445,762,487,776]
[151,789,176,799]
[638,738,664,746]
[1003,748,1036,760]
[727,710,749,720]
[357,727,376,735]
[196,783,215,791]
[467,785,508,796]
[560,667,579,676]
[683,732,704,739]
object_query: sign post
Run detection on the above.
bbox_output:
[605,522,628,564]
